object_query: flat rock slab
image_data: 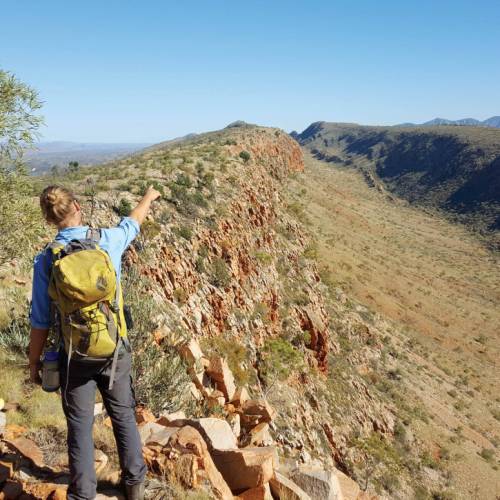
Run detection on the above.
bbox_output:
[4,437,44,468]
[212,446,278,491]
[207,356,237,401]
[333,468,361,500]
[290,466,344,500]
[169,418,238,450]
[138,422,169,446]
[237,482,273,500]
[269,471,312,500]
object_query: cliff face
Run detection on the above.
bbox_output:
[128,127,330,374]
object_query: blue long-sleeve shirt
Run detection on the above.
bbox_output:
[30,217,140,329]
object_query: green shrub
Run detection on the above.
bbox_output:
[122,266,193,414]
[479,448,495,462]
[201,337,255,386]
[209,257,231,288]
[173,225,192,241]
[0,316,31,358]
[0,169,45,265]
[173,287,188,304]
[141,220,162,240]
[254,251,273,265]
[175,173,193,188]
[259,338,302,384]
[239,150,251,162]
[117,198,132,216]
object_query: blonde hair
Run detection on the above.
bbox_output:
[40,185,77,225]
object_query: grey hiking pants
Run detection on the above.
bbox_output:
[60,347,147,500]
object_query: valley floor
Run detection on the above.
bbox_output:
[287,152,500,499]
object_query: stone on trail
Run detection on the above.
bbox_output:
[94,402,104,416]
[179,338,204,366]
[144,426,179,447]
[248,422,273,447]
[289,465,344,500]
[211,446,278,491]
[169,418,238,450]
[333,468,361,500]
[237,482,273,500]
[269,471,312,500]
[94,449,109,476]
[144,425,233,500]
[156,410,186,425]
[138,422,168,446]
[231,386,249,407]
[240,399,276,428]
[206,356,237,401]
[4,437,44,468]
[22,482,67,499]
[0,413,5,437]
[228,413,241,439]
[135,407,155,424]
[207,390,226,408]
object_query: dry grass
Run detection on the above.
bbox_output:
[287,152,500,499]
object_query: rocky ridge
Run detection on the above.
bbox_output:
[1,126,400,498]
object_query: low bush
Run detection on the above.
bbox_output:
[239,150,251,162]
[209,257,231,288]
[117,198,132,216]
[259,337,303,384]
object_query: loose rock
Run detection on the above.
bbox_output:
[290,465,344,500]
[212,446,278,491]
[207,356,237,401]
[269,471,312,500]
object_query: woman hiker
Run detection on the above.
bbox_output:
[29,184,161,500]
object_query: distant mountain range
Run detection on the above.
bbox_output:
[398,116,500,128]
[26,141,152,174]
[294,121,500,241]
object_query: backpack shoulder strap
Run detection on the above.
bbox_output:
[86,227,101,244]
[45,241,64,263]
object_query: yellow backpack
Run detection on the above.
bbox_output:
[47,229,127,386]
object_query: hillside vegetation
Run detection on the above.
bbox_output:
[286,151,500,500]
[296,122,500,246]
[1,124,499,499]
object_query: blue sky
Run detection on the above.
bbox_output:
[2,0,499,142]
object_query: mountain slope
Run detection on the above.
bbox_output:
[286,152,500,500]
[2,124,499,499]
[295,122,500,245]
[398,116,500,128]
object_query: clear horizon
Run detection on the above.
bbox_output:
[2,0,499,143]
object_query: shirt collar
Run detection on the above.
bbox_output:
[55,225,89,242]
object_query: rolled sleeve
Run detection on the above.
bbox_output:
[102,217,140,256]
[30,251,51,329]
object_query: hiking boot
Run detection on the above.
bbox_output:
[125,482,145,500]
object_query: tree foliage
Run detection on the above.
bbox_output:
[0,69,45,264]
[0,68,44,164]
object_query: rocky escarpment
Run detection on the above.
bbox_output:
[0,125,400,498]
[131,129,330,371]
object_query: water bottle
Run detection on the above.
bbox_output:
[42,351,60,392]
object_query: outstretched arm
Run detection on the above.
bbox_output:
[129,186,161,226]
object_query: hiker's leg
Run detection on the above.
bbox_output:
[61,360,98,500]
[98,350,147,486]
